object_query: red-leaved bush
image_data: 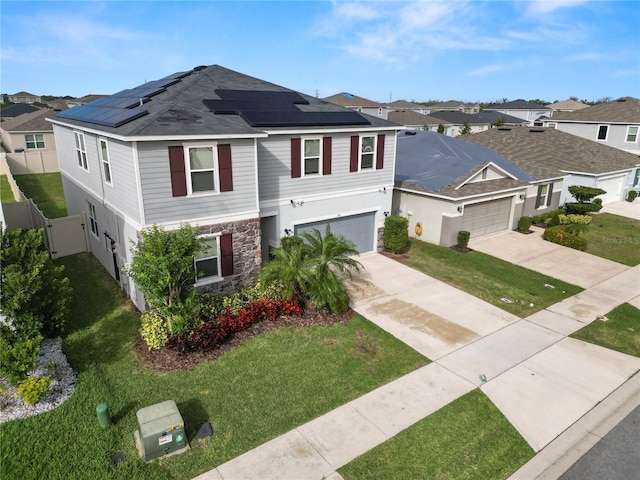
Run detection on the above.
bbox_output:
[166,294,303,354]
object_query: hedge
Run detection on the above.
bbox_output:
[564,202,602,215]
[543,225,588,251]
[383,215,409,253]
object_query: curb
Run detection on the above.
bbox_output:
[507,370,640,479]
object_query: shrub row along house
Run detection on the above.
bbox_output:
[48,65,398,309]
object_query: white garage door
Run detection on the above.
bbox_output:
[461,198,512,238]
[295,212,375,253]
[596,176,624,204]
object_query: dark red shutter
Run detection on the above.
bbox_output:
[220,233,234,277]
[546,183,553,207]
[291,138,301,178]
[322,137,332,175]
[168,146,187,197]
[376,134,385,170]
[535,185,543,208]
[218,144,233,192]
[350,136,359,172]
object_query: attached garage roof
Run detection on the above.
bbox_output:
[395,130,533,198]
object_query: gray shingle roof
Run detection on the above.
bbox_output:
[463,126,640,181]
[485,99,551,111]
[1,108,58,132]
[322,92,384,108]
[428,110,526,126]
[388,111,445,126]
[395,130,533,198]
[50,65,397,138]
[550,97,640,123]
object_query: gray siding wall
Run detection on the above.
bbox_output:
[258,132,395,202]
[53,124,141,223]
[555,123,640,154]
[138,139,258,224]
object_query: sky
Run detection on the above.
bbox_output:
[1,0,639,104]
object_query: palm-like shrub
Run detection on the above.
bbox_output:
[258,227,362,313]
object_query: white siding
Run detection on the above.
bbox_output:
[258,132,396,202]
[138,139,258,224]
[393,191,458,245]
[553,122,640,154]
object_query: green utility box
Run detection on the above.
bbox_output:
[135,400,188,461]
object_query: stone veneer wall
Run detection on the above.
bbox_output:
[197,217,262,296]
[377,227,385,252]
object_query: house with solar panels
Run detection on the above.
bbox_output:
[48,65,399,309]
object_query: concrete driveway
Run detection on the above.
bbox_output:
[601,199,640,220]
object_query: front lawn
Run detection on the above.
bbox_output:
[13,173,67,218]
[0,254,428,480]
[583,213,640,266]
[394,239,583,317]
[570,303,640,357]
[339,389,534,480]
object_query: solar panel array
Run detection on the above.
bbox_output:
[55,71,192,128]
[204,90,371,127]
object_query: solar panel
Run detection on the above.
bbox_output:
[56,105,148,128]
[204,90,370,127]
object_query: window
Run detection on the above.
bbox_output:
[547,123,556,129]
[360,135,376,170]
[626,126,639,143]
[597,125,609,141]
[303,138,321,176]
[536,183,553,209]
[88,201,98,237]
[195,236,220,281]
[378,107,383,116]
[187,146,217,194]
[634,169,640,187]
[75,132,88,170]
[25,134,45,149]
[99,139,112,185]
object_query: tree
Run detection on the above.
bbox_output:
[0,228,72,385]
[460,120,472,135]
[124,224,203,332]
[492,116,506,127]
[568,185,606,203]
[258,227,362,313]
[437,123,445,134]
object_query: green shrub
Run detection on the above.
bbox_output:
[17,376,51,405]
[549,211,561,227]
[593,198,603,206]
[558,214,592,225]
[193,292,225,322]
[139,309,170,350]
[531,208,564,226]
[564,202,603,215]
[383,215,409,254]
[568,185,606,203]
[0,328,43,386]
[457,231,470,249]
[628,190,638,202]
[543,226,588,251]
[518,216,532,231]
[280,235,303,252]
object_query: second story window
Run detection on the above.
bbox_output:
[188,146,217,194]
[25,134,45,149]
[87,201,98,237]
[360,135,376,170]
[626,126,638,143]
[75,132,88,170]
[99,139,112,185]
[597,125,609,141]
[303,138,321,176]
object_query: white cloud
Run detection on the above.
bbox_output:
[525,0,589,15]
[466,63,510,77]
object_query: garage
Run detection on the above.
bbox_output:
[461,197,512,238]
[596,176,624,204]
[294,212,375,253]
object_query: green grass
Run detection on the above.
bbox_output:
[1,175,15,202]
[0,253,428,480]
[571,303,640,357]
[396,239,583,317]
[339,389,534,480]
[582,213,640,266]
[13,173,67,218]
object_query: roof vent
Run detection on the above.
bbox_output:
[497,127,512,131]
[193,65,207,72]
[529,129,545,133]
[404,130,417,136]
[616,97,627,102]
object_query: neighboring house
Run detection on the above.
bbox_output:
[1,103,40,120]
[0,107,62,174]
[387,111,448,132]
[49,65,399,310]
[429,101,480,114]
[464,126,639,207]
[484,100,552,125]
[393,130,534,246]
[66,94,109,108]
[428,111,527,136]
[545,99,590,112]
[540,97,640,155]
[322,92,390,120]
[388,100,430,115]
[7,91,42,104]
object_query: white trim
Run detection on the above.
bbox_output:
[194,234,222,286]
[183,143,220,196]
[253,137,260,213]
[454,161,518,190]
[87,201,99,239]
[262,126,400,135]
[98,138,113,186]
[24,133,46,149]
[148,209,259,231]
[301,137,323,177]
[74,130,89,171]
[625,125,639,143]
[395,185,526,202]
[258,184,394,209]
[560,168,636,176]
[291,207,378,229]
[359,134,376,171]
[131,141,146,226]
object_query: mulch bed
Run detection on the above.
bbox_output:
[449,245,473,253]
[135,308,353,372]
